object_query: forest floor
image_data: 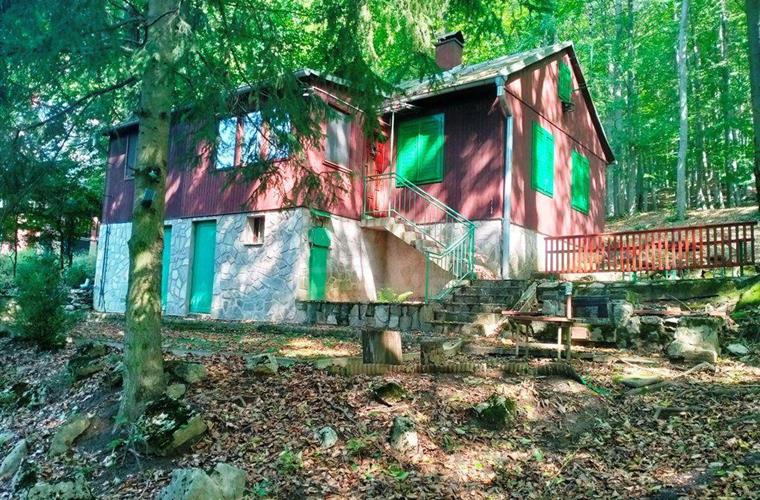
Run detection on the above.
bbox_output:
[1,317,759,498]
[607,205,759,232]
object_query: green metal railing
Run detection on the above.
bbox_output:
[363,172,475,301]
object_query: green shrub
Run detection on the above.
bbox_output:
[376,288,414,303]
[13,253,68,349]
[64,253,96,288]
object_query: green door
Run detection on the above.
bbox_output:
[308,227,331,300]
[161,225,172,309]
[189,221,216,313]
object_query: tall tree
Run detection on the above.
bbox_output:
[676,0,689,220]
[747,0,760,210]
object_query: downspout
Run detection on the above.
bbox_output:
[496,73,514,279]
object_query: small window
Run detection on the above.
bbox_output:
[571,150,590,213]
[216,111,264,169]
[325,109,350,168]
[558,63,573,104]
[125,133,137,180]
[396,113,444,186]
[245,215,265,245]
[531,121,555,197]
[215,116,238,170]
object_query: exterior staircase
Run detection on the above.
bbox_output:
[362,172,475,301]
[428,279,527,335]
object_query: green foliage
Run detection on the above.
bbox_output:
[276,448,303,473]
[13,253,68,349]
[736,280,760,311]
[64,253,96,288]
[346,433,377,458]
[376,288,414,303]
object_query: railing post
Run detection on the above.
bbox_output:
[424,254,430,303]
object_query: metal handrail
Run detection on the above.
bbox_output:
[363,171,475,301]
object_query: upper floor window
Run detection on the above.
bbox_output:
[396,113,444,186]
[325,109,350,168]
[125,133,137,180]
[215,111,265,170]
[531,121,554,197]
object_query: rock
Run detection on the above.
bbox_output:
[168,361,208,384]
[611,301,634,327]
[245,354,278,376]
[159,464,245,500]
[49,414,91,457]
[315,426,338,449]
[210,463,246,499]
[372,381,405,405]
[726,343,750,356]
[137,396,207,456]
[0,439,27,479]
[389,416,417,452]
[67,342,108,381]
[10,459,38,493]
[26,474,93,500]
[619,376,662,388]
[667,316,722,363]
[64,305,75,312]
[0,431,15,447]
[166,383,187,400]
[105,361,124,388]
[0,382,35,408]
[471,394,516,430]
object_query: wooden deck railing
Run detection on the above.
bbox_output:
[545,221,757,274]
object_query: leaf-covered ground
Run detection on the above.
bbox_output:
[1,319,759,499]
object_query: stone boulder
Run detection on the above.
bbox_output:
[315,426,338,449]
[372,381,405,405]
[167,361,208,384]
[666,316,722,364]
[726,343,750,356]
[245,354,278,376]
[471,394,516,430]
[389,416,418,452]
[158,463,246,500]
[137,396,207,456]
[166,383,187,400]
[0,439,27,479]
[49,414,91,457]
[0,382,35,408]
[25,474,92,500]
[10,459,38,494]
[67,342,108,381]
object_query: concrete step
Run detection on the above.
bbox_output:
[440,302,508,314]
[450,290,522,304]
[428,320,499,336]
[433,310,501,325]
[470,279,528,290]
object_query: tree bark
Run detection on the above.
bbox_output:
[719,0,735,207]
[747,0,760,211]
[676,0,689,220]
[362,328,403,365]
[119,0,182,423]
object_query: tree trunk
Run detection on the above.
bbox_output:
[720,0,736,207]
[747,0,760,211]
[119,0,182,423]
[676,0,689,220]
[362,328,403,365]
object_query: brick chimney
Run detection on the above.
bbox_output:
[434,31,465,70]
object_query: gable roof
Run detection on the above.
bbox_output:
[388,42,614,163]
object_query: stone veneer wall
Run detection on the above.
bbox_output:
[506,223,546,279]
[296,300,435,332]
[94,222,132,313]
[94,208,309,321]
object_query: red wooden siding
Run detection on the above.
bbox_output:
[103,87,368,224]
[508,50,607,237]
[387,87,505,222]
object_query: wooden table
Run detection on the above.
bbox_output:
[502,312,575,361]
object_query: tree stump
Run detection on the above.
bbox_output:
[362,328,402,365]
[420,338,446,366]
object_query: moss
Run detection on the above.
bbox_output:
[373,381,405,403]
[472,394,516,430]
[736,280,760,311]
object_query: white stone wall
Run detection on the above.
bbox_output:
[507,223,546,278]
[93,222,132,313]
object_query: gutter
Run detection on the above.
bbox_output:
[495,74,514,279]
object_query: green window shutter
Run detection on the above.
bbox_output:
[559,63,572,103]
[571,150,591,213]
[395,113,444,186]
[531,122,554,197]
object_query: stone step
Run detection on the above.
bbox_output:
[440,302,508,314]
[428,320,487,336]
[433,310,501,325]
[470,279,528,290]
[450,291,522,304]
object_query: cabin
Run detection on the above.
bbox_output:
[94,33,615,322]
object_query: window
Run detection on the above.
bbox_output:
[215,111,266,169]
[125,133,137,180]
[396,113,444,185]
[571,150,590,213]
[267,117,291,161]
[559,62,573,104]
[245,215,265,245]
[325,109,350,168]
[531,121,555,197]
